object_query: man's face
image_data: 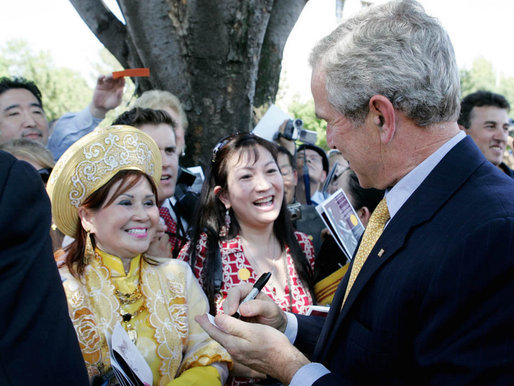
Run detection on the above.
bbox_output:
[0,88,49,144]
[138,123,178,205]
[277,152,297,204]
[465,106,510,166]
[296,149,326,185]
[311,68,380,189]
[162,107,185,155]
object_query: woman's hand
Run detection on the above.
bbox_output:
[230,361,267,379]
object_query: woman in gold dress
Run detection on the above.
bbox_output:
[46,125,231,385]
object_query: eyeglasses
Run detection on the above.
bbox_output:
[296,152,323,164]
[37,167,52,183]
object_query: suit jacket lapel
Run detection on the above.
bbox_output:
[312,137,486,362]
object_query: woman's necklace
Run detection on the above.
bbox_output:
[115,284,145,344]
[240,236,292,310]
[115,286,142,304]
[240,236,280,277]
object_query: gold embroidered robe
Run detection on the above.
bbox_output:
[60,251,231,385]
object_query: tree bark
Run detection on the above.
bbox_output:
[69,0,307,167]
[254,0,306,108]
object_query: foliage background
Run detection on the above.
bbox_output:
[0,40,91,122]
[2,39,513,152]
[281,56,514,151]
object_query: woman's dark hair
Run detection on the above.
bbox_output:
[340,168,384,212]
[65,169,159,278]
[186,133,314,313]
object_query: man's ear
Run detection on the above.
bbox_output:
[78,207,95,233]
[214,186,231,209]
[458,124,467,132]
[369,95,396,144]
[357,206,371,227]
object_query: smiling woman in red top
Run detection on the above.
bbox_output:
[178,133,315,385]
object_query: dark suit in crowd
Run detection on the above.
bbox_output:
[296,137,514,384]
[0,151,88,385]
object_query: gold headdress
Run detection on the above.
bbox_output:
[47,125,162,237]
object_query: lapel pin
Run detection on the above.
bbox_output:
[378,248,385,257]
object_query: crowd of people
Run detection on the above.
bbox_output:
[1,0,514,385]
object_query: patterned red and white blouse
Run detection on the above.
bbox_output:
[178,231,315,315]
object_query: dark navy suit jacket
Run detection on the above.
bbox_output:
[295,137,514,385]
[0,151,88,385]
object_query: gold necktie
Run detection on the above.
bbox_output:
[342,197,390,306]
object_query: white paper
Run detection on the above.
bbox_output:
[316,188,365,261]
[207,313,219,328]
[252,104,292,142]
[186,165,205,194]
[306,305,330,316]
[109,322,153,386]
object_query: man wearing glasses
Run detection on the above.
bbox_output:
[295,143,329,205]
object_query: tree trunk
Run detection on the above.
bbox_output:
[69,0,307,167]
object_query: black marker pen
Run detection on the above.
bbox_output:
[233,272,272,319]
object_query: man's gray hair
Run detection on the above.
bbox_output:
[309,0,460,126]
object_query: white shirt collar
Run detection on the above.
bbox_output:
[385,131,466,220]
[161,197,177,221]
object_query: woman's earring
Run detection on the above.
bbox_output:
[219,209,231,237]
[225,209,231,231]
[84,230,95,265]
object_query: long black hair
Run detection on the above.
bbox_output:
[185,133,314,313]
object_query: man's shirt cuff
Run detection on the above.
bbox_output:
[290,363,331,386]
[284,311,298,343]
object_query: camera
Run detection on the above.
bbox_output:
[278,119,318,145]
[288,201,302,221]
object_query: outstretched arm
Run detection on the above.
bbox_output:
[89,74,125,119]
[48,74,125,160]
[195,284,308,384]
[196,313,309,385]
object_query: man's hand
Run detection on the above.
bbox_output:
[90,75,125,119]
[196,313,310,384]
[276,119,296,156]
[222,284,288,332]
[146,222,172,259]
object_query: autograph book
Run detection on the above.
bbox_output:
[316,188,365,262]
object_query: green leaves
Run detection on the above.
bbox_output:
[0,39,92,122]
[460,57,514,109]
